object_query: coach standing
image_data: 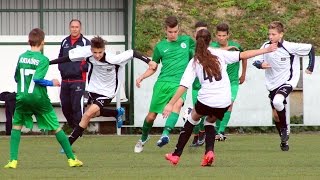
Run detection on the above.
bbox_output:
[58,19,90,129]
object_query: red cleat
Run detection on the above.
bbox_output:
[201,151,215,166]
[165,153,180,165]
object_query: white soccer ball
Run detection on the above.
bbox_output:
[182,107,193,122]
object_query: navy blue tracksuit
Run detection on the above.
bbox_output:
[58,34,90,128]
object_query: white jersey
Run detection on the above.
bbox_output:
[253,40,312,91]
[180,48,240,108]
[69,46,134,98]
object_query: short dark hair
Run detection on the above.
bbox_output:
[216,23,229,34]
[195,21,208,29]
[28,28,45,47]
[268,21,284,33]
[165,16,178,28]
[91,36,106,49]
[69,19,82,26]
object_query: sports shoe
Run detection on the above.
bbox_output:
[280,128,289,151]
[68,158,83,167]
[165,153,180,165]
[4,160,18,169]
[201,151,215,166]
[190,135,199,147]
[197,131,206,146]
[215,133,227,141]
[116,107,125,128]
[157,135,170,147]
[134,136,150,153]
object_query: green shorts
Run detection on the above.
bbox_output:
[230,80,239,102]
[13,110,60,131]
[149,81,187,113]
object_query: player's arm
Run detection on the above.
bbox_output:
[163,60,196,118]
[240,43,277,60]
[290,43,315,74]
[34,59,60,87]
[239,46,247,84]
[50,46,92,65]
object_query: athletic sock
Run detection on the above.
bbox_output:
[173,120,195,156]
[9,129,21,161]
[141,119,153,142]
[193,124,200,134]
[218,111,231,133]
[205,125,216,154]
[199,117,205,131]
[69,125,85,145]
[162,112,179,136]
[215,119,221,132]
[56,130,75,160]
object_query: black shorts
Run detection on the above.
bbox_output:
[87,92,112,110]
[194,100,229,120]
[268,84,293,108]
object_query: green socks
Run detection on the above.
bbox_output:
[9,129,21,161]
[56,130,75,160]
[218,111,231,133]
[192,117,205,134]
[141,120,153,142]
[162,112,179,136]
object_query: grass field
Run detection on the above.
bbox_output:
[0,134,319,179]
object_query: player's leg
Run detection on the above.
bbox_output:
[69,104,100,145]
[197,117,206,146]
[165,105,202,165]
[201,116,216,166]
[134,112,157,153]
[190,88,200,147]
[60,82,74,128]
[4,111,24,168]
[217,81,239,141]
[70,82,86,129]
[271,84,292,151]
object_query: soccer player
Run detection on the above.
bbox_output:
[211,23,248,141]
[4,28,83,169]
[252,21,315,151]
[163,29,277,166]
[134,16,195,153]
[190,21,208,147]
[50,36,156,146]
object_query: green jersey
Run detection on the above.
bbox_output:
[210,40,243,82]
[152,35,195,83]
[14,50,52,113]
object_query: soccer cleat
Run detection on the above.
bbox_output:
[201,151,215,166]
[280,128,289,151]
[4,160,18,169]
[165,153,180,165]
[68,158,83,167]
[190,135,199,147]
[134,136,150,153]
[215,133,227,141]
[157,135,170,147]
[116,107,125,128]
[197,131,206,146]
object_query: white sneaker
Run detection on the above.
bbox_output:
[134,136,150,153]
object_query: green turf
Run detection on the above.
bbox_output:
[0,134,319,179]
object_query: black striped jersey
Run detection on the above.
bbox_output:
[253,40,312,91]
[68,46,134,98]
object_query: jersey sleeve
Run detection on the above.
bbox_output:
[107,50,134,65]
[152,45,162,64]
[288,42,312,56]
[33,57,49,80]
[180,59,196,88]
[215,49,240,64]
[68,45,92,61]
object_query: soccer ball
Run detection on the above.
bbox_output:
[182,107,193,122]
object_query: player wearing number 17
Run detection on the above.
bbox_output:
[4,28,83,169]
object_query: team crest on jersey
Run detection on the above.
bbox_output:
[180,42,187,49]
[64,43,69,48]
